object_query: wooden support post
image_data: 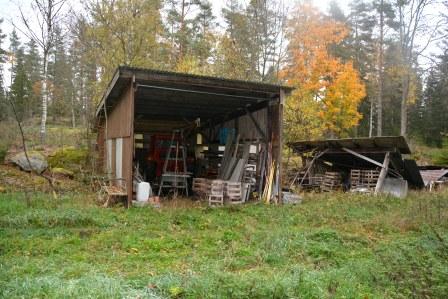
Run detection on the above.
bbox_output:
[128,77,136,208]
[277,90,285,203]
[375,152,390,195]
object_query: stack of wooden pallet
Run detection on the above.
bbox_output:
[321,172,342,192]
[350,169,380,190]
[192,178,211,198]
[193,178,244,205]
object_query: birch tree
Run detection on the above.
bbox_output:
[14,0,68,144]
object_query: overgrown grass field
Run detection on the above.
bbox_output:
[1,191,447,298]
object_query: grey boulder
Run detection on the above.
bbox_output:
[10,152,48,174]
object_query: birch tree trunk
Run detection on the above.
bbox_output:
[70,93,76,128]
[40,55,48,144]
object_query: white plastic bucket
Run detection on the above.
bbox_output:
[136,182,150,201]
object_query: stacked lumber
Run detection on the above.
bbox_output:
[321,172,342,192]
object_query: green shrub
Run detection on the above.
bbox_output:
[48,147,89,170]
[431,148,448,166]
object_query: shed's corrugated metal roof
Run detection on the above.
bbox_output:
[119,66,294,92]
[96,66,293,118]
[288,136,411,155]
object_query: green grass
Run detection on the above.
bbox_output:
[1,192,447,298]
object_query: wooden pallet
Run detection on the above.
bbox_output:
[321,172,342,192]
[226,182,243,204]
[350,169,380,190]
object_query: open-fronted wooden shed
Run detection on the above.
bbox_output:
[287,136,424,197]
[95,66,292,206]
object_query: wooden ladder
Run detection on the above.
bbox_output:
[158,129,190,197]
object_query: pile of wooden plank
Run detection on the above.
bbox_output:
[321,171,342,192]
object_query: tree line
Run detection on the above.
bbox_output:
[0,0,447,146]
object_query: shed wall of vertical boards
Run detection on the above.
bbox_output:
[220,108,268,140]
[99,82,135,206]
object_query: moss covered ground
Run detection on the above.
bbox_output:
[0,191,447,298]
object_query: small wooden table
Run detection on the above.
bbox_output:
[158,172,191,197]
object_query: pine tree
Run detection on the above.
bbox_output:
[10,47,32,121]
[9,29,21,86]
[328,1,375,137]
[246,0,287,82]
[24,38,41,118]
[0,19,7,121]
[191,0,215,71]
[216,0,254,80]
[165,0,199,67]
[70,16,98,128]
[48,26,73,123]
[413,52,448,146]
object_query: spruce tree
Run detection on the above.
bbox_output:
[24,38,41,118]
[9,29,21,86]
[192,0,215,70]
[10,47,32,121]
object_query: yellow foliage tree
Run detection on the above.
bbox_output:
[84,0,165,102]
[282,1,365,139]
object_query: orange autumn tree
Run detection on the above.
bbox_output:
[282,1,365,139]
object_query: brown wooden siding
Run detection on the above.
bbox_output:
[100,82,135,206]
[107,84,133,139]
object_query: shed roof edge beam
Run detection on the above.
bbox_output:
[95,68,121,117]
[135,84,271,101]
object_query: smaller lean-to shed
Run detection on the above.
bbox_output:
[95,66,292,206]
[288,136,424,195]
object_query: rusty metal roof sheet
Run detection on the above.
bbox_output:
[420,169,448,186]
